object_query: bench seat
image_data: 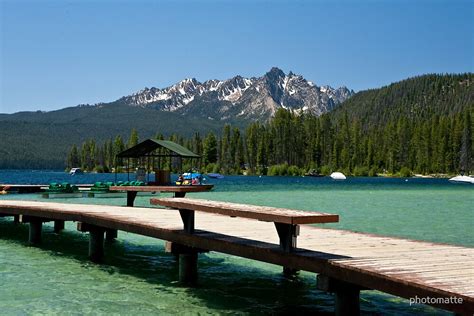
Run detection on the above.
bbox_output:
[151,198,339,225]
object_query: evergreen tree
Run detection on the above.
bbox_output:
[203,133,218,165]
[66,144,80,169]
[128,129,139,148]
[460,109,473,173]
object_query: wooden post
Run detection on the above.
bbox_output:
[174,192,186,198]
[89,227,105,263]
[177,206,198,284]
[105,229,118,242]
[127,191,138,207]
[54,220,65,233]
[29,219,42,245]
[317,274,362,316]
[179,252,198,285]
[77,222,106,263]
[274,223,299,252]
[274,223,299,276]
[335,286,360,316]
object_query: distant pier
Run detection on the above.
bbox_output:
[0,184,93,194]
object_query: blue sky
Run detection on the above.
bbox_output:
[1,0,472,113]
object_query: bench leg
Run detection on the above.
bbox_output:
[13,214,20,225]
[179,209,195,233]
[29,219,42,245]
[283,267,299,277]
[274,223,299,252]
[127,191,138,207]
[179,252,198,285]
[54,220,65,233]
[274,223,299,275]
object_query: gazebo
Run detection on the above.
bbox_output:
[115,139,201,185]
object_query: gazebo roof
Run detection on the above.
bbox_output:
[117,139,200,158]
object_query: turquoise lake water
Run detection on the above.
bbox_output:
[0,170,472,315]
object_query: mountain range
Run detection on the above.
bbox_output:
[107,67,353,120]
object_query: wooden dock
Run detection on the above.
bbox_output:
[0,200,472,314]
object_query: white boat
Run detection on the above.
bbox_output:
[330,172,346,180]
[449,175,474,184]
[69,168,83,175]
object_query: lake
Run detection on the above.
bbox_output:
[0,170,472,315]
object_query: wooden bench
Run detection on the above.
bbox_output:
[150,197,339,252]
[109,185,214,206]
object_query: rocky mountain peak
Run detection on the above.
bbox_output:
[115,68,354,121]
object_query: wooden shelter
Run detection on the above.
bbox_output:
[115,139,201,184]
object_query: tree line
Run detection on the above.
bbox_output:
[67,107,473,177]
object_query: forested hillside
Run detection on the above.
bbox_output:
[0,104,223,169]
[331,73,473,125]
[66,74,473,176]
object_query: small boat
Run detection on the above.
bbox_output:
[69,168,83,175]
[180,172,203,185]
[207,173,224,179]
[449,175,474,184]
[330,172,346,180]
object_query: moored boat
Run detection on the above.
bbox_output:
[330,172,346,180]
[69,168,83,175]
[449,175,474,184]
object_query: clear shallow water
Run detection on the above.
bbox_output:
[0,170,472,315]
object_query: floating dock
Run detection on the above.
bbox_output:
[0,184,93,194]
[0,200,472,314]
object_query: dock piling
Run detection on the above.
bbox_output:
[179,252,198,285]
[335,285,360,316]
[77,222,106,262]
[54,220,65,233]
[105,229,118,242]
[89,227,105,262]
[317,274,362,316]
[29,219,42,245]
